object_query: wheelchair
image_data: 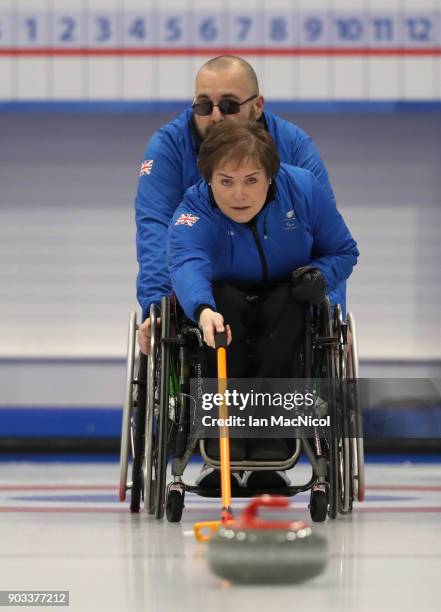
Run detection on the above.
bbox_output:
[119,295,364,523]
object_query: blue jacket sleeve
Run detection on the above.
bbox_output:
[135,129,183,320]
[287,124,347,307]
[307,175,359,293]
[292,128,336,206]
[167,207,219,322]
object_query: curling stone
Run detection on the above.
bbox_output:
[207,495,328,584]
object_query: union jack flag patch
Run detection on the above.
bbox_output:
[175,213,200,227]
[139,160,154,176]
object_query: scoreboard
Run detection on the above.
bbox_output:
[1,0,440,107]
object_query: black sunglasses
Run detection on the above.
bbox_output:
[192,94,258,116]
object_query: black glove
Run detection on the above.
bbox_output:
[291,266,327,305]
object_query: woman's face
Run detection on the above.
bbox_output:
[210,158,270,223]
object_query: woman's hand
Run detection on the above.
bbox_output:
[198,308,232,348]
[291,266,327,305]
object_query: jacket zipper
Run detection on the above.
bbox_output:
[249,221,269,282]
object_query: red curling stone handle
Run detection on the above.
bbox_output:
[239,495,309,531]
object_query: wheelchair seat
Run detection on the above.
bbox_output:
[203,438,293,462]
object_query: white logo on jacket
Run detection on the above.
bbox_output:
[284,219,297,230]
[284,209,297,230]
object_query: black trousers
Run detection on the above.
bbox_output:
[203,281,307,379]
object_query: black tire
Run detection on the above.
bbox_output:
[144,304,161,516]
[327,434,339,519]
[155,296,171,519]
[337,437,352,514]
[147,475,156,515]
[346,312,365,503]
[322,303,339,520]
[310,490,328,522]
[130,357,147,513]
[166,489,185,523]
[335,307,357,513]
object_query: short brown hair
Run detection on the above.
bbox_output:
[198,121,280,181]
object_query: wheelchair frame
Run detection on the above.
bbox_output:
[119,296,365,523]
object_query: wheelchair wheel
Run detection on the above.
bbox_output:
[332,307,365,511]
[334,305,352,514]
[323,305,339,520]
[119,311,138,503]
[307,301,337,520]
[143,304,161,515]
[165,483,185,523]
[309,489,328,523]
[154,296,172,519]
[130,348,148,513]
[347,312,365,503]
[337,436,352,514]
[141,297,186,520]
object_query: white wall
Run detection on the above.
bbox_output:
[1,112,440,363]
[1,0,441,102]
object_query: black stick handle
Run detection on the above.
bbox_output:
[214,330,228,349]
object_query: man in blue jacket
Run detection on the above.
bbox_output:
[136,54,339,354]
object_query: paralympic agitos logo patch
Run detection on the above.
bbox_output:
[175,213,200,227]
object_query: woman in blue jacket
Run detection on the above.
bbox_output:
[168,120,358,377]
[168,121,358,486]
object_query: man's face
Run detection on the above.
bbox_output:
[193,67,264,139]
